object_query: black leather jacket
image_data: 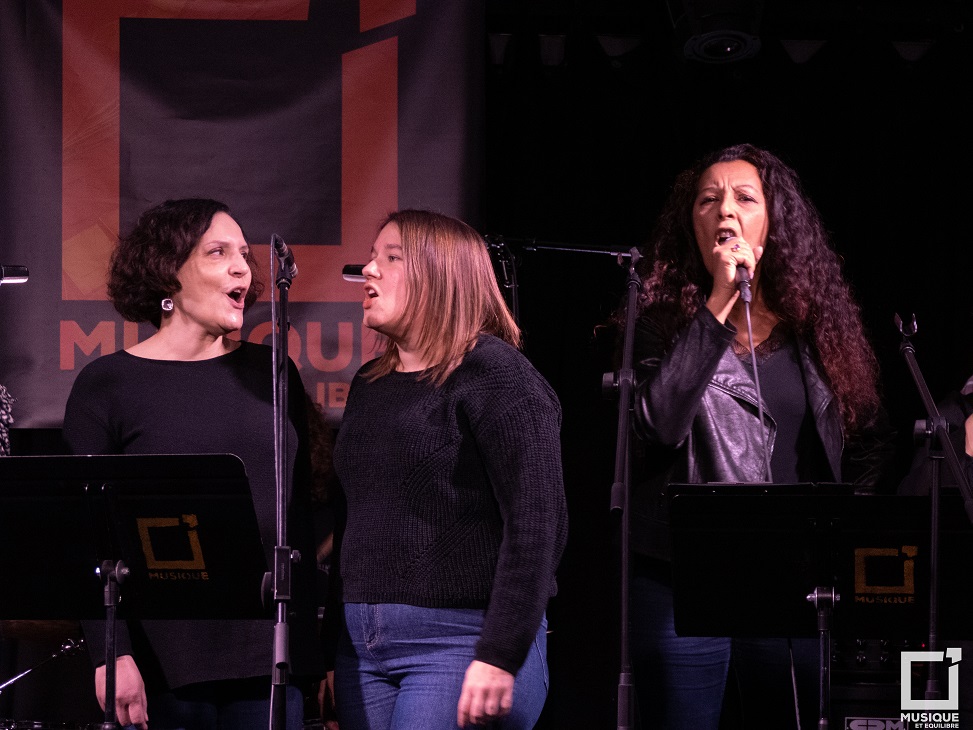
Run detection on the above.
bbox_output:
[630,307,894,560]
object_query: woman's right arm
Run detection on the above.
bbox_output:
[633,308,735,448]
[63,363,146,726]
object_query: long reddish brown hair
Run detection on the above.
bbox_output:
[637,144,881,433]
[364,209,520,386]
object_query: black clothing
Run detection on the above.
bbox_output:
[0,383,12,456]
[331,334,568,675]
[63,342,321,690]
[631,308,894,560]
[899,389,973,495]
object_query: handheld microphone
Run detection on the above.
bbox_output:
[735,264,752,303]
[271,235,298,280]
[0,265,29,286]
[342,264,365,283]
[718,236,751,303]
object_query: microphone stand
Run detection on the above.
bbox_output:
[92,558,127,730]
[485,235,520,324]
[489,235,642,727]
[269,236,296,730]
[606,248,640,730]
[0,638,86,697]
[483,235,647,727]
[894,313,973,703]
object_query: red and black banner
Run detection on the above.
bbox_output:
[0,0,484,426]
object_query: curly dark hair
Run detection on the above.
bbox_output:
[637,143,881,434]
[108,198,264,328]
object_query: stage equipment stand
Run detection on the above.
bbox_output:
[806,586,837,729]
[269,235,298,730]
[484,235,520,324]
[0,637,85,699]
[0,453,266,730]
[895,313,973,703]
[668,481,973,729]
[602,248,641,730]
[484,235,642,729]
[668,483,853,730]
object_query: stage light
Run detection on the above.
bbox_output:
[780,39,827,65]
[666,0,762,63]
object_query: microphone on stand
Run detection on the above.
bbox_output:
[0,265,29,286]
[271,235,298,280]
[342,264,366,283]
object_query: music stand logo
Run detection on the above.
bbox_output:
[854,546,917,604]
[137,514,209,580]
[900,648,961,729]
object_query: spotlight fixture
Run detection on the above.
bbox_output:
[667,0,763,63]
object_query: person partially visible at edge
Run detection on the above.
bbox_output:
[625,143,897,729]
[62,198,322,729]
[0,384,13,456]
[323,209,568,729]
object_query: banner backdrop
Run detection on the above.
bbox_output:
[0,0,484,428]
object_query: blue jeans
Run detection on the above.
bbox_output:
[630,557,819,730]
[630,559,730,730]
[334,603,549,730]
[123,678,304,730]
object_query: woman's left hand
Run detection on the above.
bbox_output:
[317,671,340,730]
[457,660,514,727]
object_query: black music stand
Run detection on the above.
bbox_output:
[668,484,973,727]
[0,454,269,728]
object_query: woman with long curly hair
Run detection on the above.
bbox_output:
[627,144,895,729]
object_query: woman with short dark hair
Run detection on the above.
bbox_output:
[64,198,320,730]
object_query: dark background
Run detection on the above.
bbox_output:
[480,1,973,726]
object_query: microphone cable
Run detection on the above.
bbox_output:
[740,295,774,483]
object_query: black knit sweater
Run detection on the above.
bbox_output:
[332,334,568,674]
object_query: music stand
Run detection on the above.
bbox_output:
[0,454,269,728]
[668,484,973,727]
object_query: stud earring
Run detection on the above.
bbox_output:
[161,298,174,312]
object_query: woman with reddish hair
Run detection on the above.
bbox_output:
[628,144,895,729]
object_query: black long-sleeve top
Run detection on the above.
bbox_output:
[62,342,322,690]
[331,334,568,675]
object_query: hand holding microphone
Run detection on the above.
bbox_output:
[717,234,754,304]
[730,240,752,304]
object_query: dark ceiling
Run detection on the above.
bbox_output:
[480,0,972,248]
[485,0,967,60]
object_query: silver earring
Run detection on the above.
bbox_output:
[161,298,174,312]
